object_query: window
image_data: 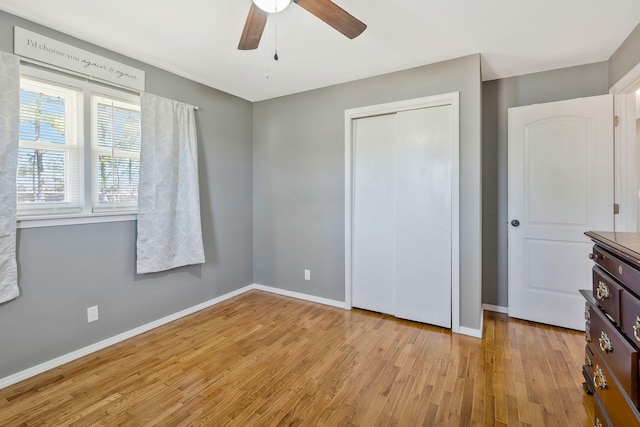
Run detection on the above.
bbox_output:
[17,67,141,222]
[92,95,141,212]
[18,77,82,216]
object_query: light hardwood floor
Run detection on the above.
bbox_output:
[1,290,592,426]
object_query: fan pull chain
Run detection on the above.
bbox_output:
[273,6,279,61]
[265,3,282,79]
[265,13,270,79]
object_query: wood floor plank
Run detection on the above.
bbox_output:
[0,291,594,426]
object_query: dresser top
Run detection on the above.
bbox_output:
[585,231,640,264]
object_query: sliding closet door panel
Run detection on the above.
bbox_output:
[352,114,397,315]
[394,106,452,327]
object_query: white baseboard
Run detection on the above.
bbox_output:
[254,283,487,336]
[457,303,508,340]
[0,284,254,390]
[458,326,483,338]
[1,283,491,390]
[482,303,508,314]
[454,303,509,339]
[254,284,488,338]
[0,284,346,390]
[252,284,347,309]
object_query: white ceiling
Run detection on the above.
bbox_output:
[1,0,640,102]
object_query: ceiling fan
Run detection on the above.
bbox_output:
[238,0,367,50]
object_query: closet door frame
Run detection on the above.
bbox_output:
[344,92,460,333]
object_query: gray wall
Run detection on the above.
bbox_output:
[0,11,254,379]
[253,54,483,330]
[481,62,609,307]
[609,22,640,88]
[4,5,637,383]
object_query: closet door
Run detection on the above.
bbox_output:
[352,113,397,315]
[394,106,452,327]
[351,106,452,328]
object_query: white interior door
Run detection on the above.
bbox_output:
[508,95,614,330]
[352,105,452,328]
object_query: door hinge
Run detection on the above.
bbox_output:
[614,203,620,215]
[614,115,620,127]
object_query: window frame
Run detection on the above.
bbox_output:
[17,75,83,217]
[17,65,141,228]
[91,93,141,213]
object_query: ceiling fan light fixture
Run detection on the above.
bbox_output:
[252,0,292,14]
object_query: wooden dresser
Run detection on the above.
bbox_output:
[584,231,640,426]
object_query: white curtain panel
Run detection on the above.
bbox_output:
[136,93,205,274]
[0,52,20,304]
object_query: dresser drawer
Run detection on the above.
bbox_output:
[594,391,613,427]
[590,349,640,426]
[622,290,640,350]
[589,302,640,407]
[593,266,623,325]
[593,245,640,297]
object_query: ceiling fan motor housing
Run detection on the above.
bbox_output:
[253,0,292,13]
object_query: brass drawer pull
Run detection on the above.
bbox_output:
[599,331,613,353]
[618,265,623,275]
[593,365,607,390]
[633,316,640,342]
[585,327,591,343]
[595,418,603,427]
[585,353,592,367]
[596,282,610,300]
[584,309,590,321]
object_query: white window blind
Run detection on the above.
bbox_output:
[17,77,82,216]
[17,66,142,223]
[92,95,141,212]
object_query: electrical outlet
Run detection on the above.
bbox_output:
[304,269,310,281]
[87,305,99,323]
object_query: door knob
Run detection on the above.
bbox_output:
[511,219,520,227]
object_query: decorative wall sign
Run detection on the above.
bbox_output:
[14,26,145,91]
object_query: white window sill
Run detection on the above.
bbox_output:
[17,212,137,229]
